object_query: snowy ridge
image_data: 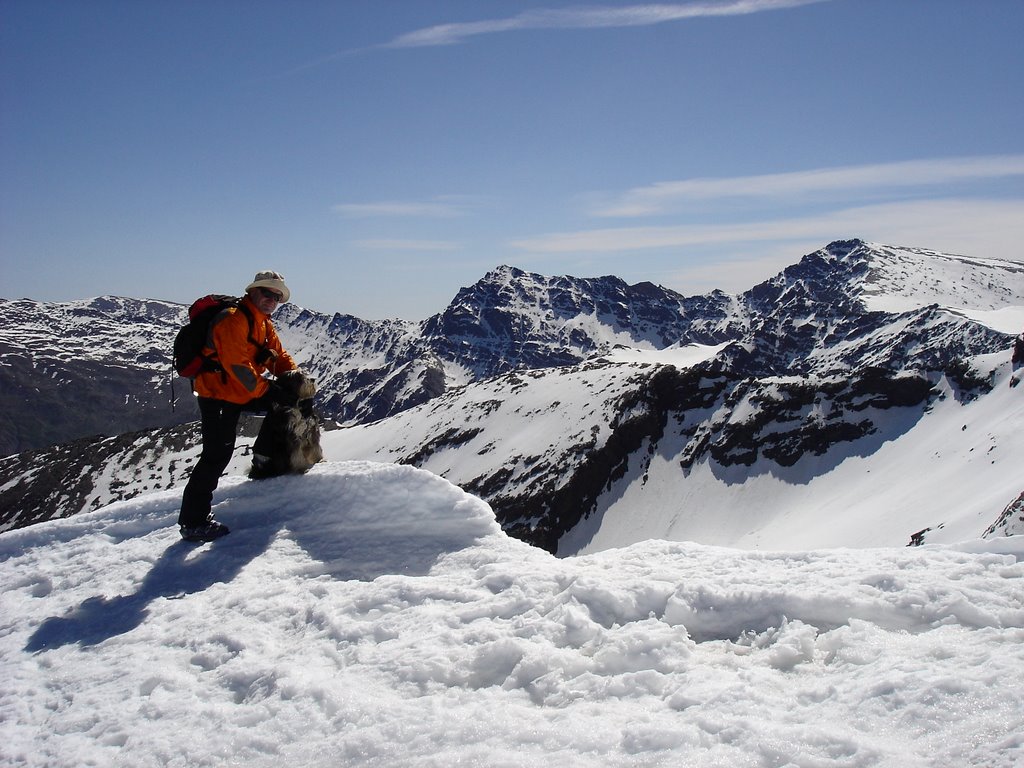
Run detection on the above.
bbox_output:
[856,242,1024,315]
[323,359,664,547]
[2,461,1022,767]
[738,240,1018,376]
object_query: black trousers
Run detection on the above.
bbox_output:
[178,395,274,527]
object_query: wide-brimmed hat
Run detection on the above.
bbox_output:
[246,270,291,303]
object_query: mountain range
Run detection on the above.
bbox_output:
[2,239,1023,552]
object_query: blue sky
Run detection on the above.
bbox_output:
[2,0,1023,320]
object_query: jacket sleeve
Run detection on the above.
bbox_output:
[265,321,297,376]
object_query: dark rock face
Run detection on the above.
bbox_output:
[984,490,1024,538]
[420,266,739,377]
[461,363,939,552]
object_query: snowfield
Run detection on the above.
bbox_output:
[2,461,1022,767]
[321,351,1024,555]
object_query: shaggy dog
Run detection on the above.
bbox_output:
[249,369,324,479]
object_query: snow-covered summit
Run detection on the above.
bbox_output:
[854,240,1024,317]
[2,460,1022,767]
[737,240,1019,376]
[746,239,1024,322]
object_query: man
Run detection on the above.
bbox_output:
[178,270,299,542]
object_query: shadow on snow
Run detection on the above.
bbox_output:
[26,468,491,652]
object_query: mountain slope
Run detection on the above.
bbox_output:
[3,240,1020,458]
[0,296,430,455]
[0,267,729,455]
[0,297,194,455]
[322,350,1023,553]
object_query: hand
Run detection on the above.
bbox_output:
[255,347,279,366]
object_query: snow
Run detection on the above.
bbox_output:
[322,349,1024,556]
[955,305,1024,335]
[598,341,733,367]
[563,354,1024,554]
[856,243,1024,319]
[3,461,1023,767]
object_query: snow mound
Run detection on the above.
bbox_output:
[2,461,1023,767]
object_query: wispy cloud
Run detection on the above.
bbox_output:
[592,155,1024,216]
[384,0,830,48]
[354,239,459,251]
[512,198,1024,262]
[288,1,828,74]
[333,197,474,219]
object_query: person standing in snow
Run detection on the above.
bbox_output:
[1011,329,1024,388]
[178,270,300,542]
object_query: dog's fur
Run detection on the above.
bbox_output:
[249,369,323,479]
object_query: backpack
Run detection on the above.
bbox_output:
[172,295,256,378]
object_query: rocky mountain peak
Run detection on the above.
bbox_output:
[420,264,726,377]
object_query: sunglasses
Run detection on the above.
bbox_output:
[257,287,284,302]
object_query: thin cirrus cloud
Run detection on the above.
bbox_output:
[591,155,1024,217]
[354,239,459,252]
[511,198,1024,262]
[383,0,831,48]
[294,0,831,71]
[333,200,469,218]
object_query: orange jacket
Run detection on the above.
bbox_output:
[193,295,296,404]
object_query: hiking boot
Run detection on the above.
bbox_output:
[180,520,230,543]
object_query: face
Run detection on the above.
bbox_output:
[250,286,284,314]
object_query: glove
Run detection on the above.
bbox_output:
[255,347,279,367]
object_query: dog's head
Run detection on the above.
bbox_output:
[277,369,317,401]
